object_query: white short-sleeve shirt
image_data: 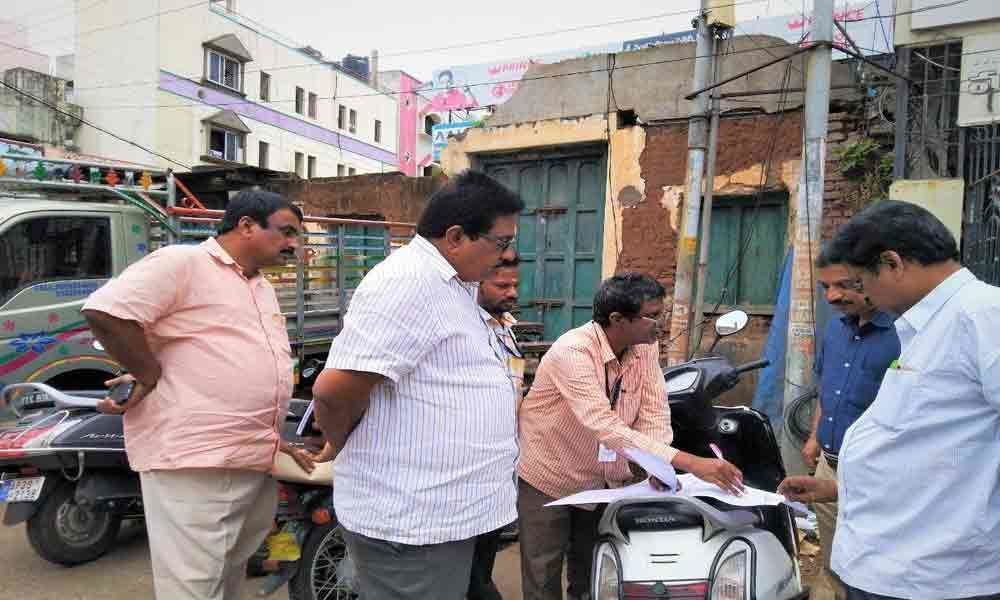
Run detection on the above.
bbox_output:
[325,235,518,545]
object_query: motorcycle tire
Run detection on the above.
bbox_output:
[289,519,356,600]
[26,481,122,566]
[784,386,818,446]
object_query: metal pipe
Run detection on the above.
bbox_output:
[336,224,348,323]
[714,83,890,99]
[782,0,833,476]
[836,45,916,85]
[0,177,168,196]
[172,176,207,210]
[690,80,723,357]
[667,9,715,366]
[166,206,416,229]
[832,18,864,58]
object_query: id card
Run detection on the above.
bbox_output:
[508,357,525,380]
[598,444,618,463]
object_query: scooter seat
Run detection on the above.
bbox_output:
[615,502,705,533]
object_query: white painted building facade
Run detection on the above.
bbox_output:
[74,0,397,177]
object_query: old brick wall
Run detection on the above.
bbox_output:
[625,109,869,406]
[823,109,872,241]
[625,112,805,299]
[284,172,442,224]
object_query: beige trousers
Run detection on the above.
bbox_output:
[140,469,278,600]
[813,455,846,600]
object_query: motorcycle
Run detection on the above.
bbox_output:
[0,383,137,566]
[592,310,809,600]
[0,383,353,600]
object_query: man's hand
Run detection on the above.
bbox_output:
[280,442,319,473]
[801,435,821,470]
[95,373,157,415]
[778,475,838,503]
[312,369,382,458]
[688,456,745,496]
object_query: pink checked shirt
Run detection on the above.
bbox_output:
[83,238,293,472]
[518,321,675,502]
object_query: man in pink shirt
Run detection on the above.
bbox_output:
[82,190,311,600]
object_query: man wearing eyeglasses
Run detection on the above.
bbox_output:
[516,273,744,600]
[803,252,899,600]
[311,171,524,600]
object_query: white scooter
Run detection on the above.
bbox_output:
[592,310,808,600]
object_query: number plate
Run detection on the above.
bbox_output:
[0,476,45,503]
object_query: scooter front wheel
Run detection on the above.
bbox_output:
[26,481,122,566]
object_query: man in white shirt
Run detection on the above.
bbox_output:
[780,200,1000,600]
[311,171,523,600]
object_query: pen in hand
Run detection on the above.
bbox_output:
[709,443,745,495]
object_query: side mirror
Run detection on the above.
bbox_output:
[92,340,105,352]
[714,310,749,337]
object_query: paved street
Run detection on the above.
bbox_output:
[0,510,524,600]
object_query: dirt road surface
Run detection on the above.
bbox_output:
[0,513,524,600]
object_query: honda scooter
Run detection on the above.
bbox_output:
[592,310,808,600]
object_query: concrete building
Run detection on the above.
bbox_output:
[73,0,398,177]
[441,38,873,406]
[0,68,82,148]
[379,70,439,177]
[890,0,1000,287]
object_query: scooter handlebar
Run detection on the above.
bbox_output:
[734,359,771,374]
[2,382,100,416]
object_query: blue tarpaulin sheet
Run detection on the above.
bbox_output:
[752,251,792,431]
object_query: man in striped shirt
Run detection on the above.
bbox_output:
[311,171,523,600]
[517,273,744,600]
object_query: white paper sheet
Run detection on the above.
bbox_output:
[622,447,678,490]
[545,473,808,514]
[544,480,671,507]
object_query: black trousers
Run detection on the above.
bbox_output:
[518,479,601,600]
[467,527,505,600]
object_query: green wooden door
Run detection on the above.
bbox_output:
[701,193,788,312]
[484,146,606,340]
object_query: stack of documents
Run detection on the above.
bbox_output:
[544,446,808,514]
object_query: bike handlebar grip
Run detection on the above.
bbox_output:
[734,359,771,374]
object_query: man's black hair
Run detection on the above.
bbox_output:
[218,190,303,235]
[416,171,524,239]
[819,200,959,272]
[593,272,666,326]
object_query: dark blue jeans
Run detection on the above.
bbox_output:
[845,584,1000,600]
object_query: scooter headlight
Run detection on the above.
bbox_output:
[593,542,622,600]
[710,548,749,600]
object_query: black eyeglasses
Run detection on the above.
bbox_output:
[477,233,516,252]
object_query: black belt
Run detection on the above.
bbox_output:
[822,451,839,469]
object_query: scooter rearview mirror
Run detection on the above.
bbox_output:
[714,310,749,337]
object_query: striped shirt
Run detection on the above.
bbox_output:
[325,235,518,545]
[518,321,675,503]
